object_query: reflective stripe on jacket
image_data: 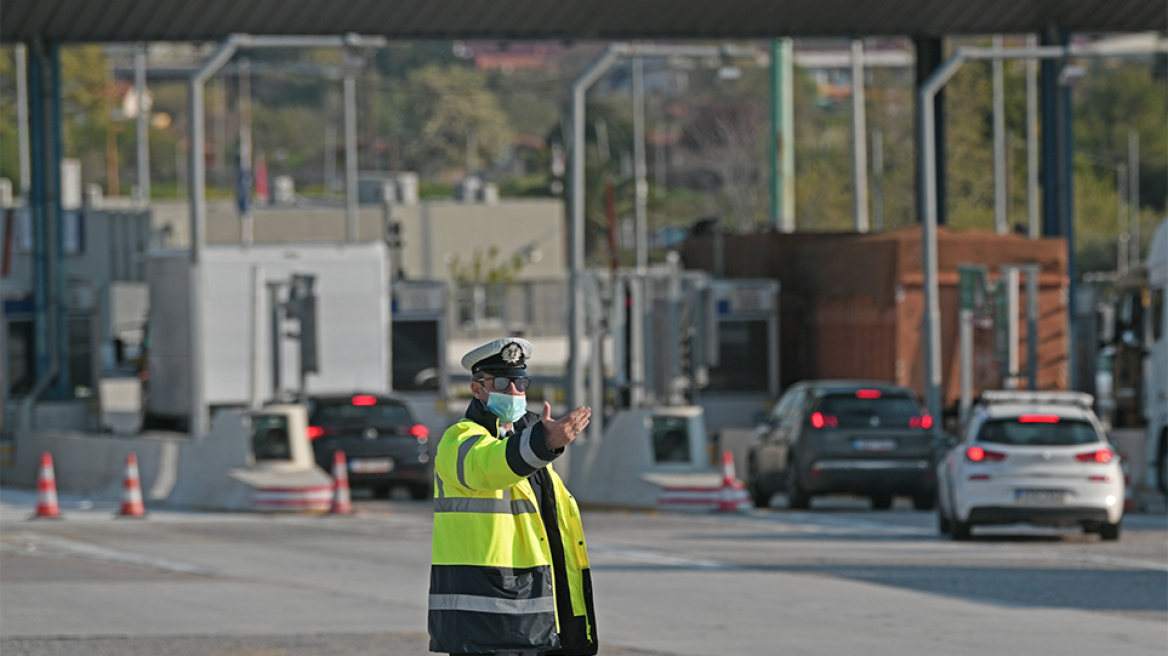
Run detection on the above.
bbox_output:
[429,400,597,655]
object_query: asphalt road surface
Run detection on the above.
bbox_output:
[1,488,1165,656]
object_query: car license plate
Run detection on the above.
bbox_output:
[350,458,394,474]
[853,438,897,452]
[1014,489,1064,505]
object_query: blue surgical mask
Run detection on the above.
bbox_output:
[486,392,527,424]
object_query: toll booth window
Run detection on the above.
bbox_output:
[651,416,691,464]
[393,319,440,391]
[251,415,292,461]
[706,320,769,392]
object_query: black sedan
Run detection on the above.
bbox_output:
[747,380,939,510]
[307,394,432,499]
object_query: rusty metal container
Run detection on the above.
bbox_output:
[680,226,1068,409]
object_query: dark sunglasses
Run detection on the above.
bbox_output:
[476,375,532,392]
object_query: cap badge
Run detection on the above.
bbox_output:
[501,343,522,364]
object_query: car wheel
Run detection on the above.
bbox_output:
[951,519,972,541]
[870,494,893,510]
[748,458,772,509]
[937,505,951,535]
[786,465,811,510]
[913,492,936,511]
[1099,522,1121,541]
[372,484,391,499]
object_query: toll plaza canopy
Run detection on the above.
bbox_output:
[1,0,1165,42]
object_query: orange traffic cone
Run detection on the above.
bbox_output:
[716,450,747,513]
[117,452,147,518]
[329,450,352,515]
[33,452,61,519]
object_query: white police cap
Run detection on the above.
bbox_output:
[461,337,534,373]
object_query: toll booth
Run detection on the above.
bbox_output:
[609,268,779,441]
[700,279,781,439]
[571,406,718,509]
[166,403,333,512]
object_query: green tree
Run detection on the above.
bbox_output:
[401,64,512,177]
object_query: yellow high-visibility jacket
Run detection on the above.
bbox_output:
[429,399,598,655]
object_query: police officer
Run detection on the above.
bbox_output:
[429,337,598,656]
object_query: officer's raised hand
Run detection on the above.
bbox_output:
[542,401,591,450]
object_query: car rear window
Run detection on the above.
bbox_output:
[311,402,413,428]
[814,393,920,428]
[977,418,1100,446]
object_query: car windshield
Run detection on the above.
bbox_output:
[977,418,1100,446]
[311,402,413,428]
[815,393,920,428]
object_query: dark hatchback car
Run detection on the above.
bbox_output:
[747,381,939,510]
[307,394,432,499]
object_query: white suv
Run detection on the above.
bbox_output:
[937,391,1124,541]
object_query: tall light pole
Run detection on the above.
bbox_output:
[850,39,869,233]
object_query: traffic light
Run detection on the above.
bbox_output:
[287,274,319,374]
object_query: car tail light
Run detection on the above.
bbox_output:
[1019,414,1059,423]
[352,395,377,406]
[966,446,1006,462]
[307,426,325,440]
[909,415,934,429]
[810,412,838,429]
[1075,449,1113,463]
[1089,475,1112,482]
[409,424,430,441]
[855,389,882,399]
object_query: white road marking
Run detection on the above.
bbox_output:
[1,531,216,576]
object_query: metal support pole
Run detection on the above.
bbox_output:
[851,39,869,233]
[993,35,1007,235]
[570,45,622,411]
[189,36,241,438]
[1005,267,1021,388]
[770,39,780,229]
[919,43,1086,423]
[1026,35,1040,239]
[1118,163,1129,273]
[49,42,68,399]
[629,274,645,410]
[959,308,973,423]
[1129,131,1140,264]
[135,43,150,205]
[16,44,31,197]
[344,60,359,243]
[633,56,648,269]
[872,129,884,232]
[779,39,795,231]
[269,281,283,398]
[250,265,265,409]
[1025,267,1040,390]
[568,42,764,411]
[239,57,253,245]
[587,274,604,442]
[186,34,387,435]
